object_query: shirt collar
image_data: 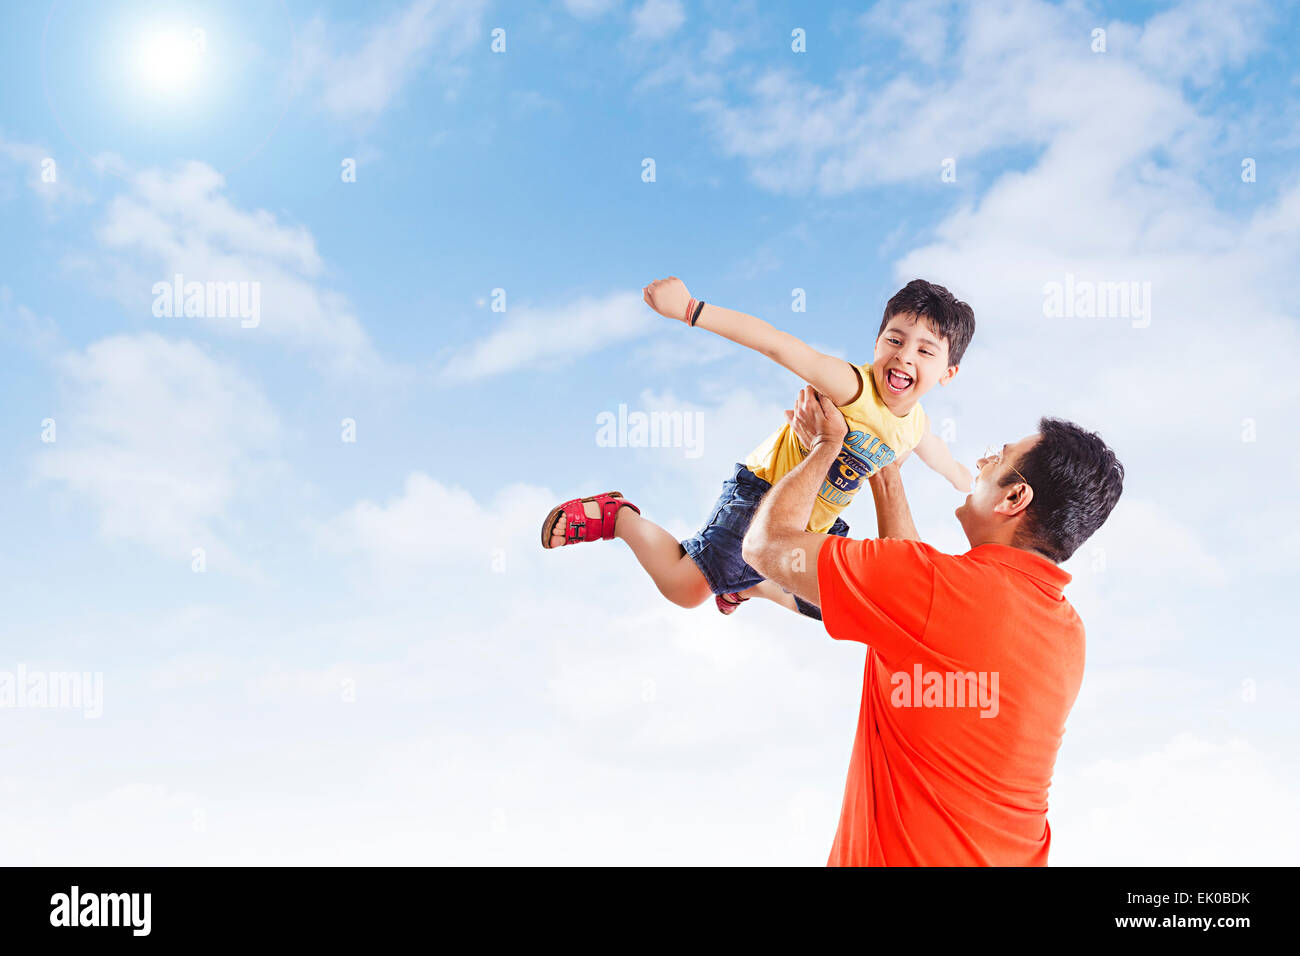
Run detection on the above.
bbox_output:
[967,543,1072,594]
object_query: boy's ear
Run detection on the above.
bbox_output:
[938,363,959,386]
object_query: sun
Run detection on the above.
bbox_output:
[132,26,206,98]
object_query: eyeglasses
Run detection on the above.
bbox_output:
[982,445,1029,486]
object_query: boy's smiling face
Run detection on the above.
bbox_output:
[871,311,958,413]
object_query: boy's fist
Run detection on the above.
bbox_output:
[642,276,693,323]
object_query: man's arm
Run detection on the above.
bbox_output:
[643,277,861,406]
[868,464,921,541]
[742,389,846,608]
[783,397,922,543]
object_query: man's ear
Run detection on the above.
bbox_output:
[938,363,959,387]
[994,480,1033,518]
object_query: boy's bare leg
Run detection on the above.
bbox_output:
[548,502,712,608]
[737,579,800,612]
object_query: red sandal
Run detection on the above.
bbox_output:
[540,491,641,549]
[716,592,748,615]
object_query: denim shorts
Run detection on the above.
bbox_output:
[680,462,850,620]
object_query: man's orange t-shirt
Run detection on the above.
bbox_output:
[816,536,1085,866]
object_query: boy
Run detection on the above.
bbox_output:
[540,277,975,619]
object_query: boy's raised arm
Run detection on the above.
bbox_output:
[643,276,862,407]
[914,428,973,492]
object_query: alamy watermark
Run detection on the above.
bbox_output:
[152,273,261,328]
[890,664,999,718]
[596,404,703,459]
[0,663,103,718]
[50,886,150,936]
[1042,273,1151,328]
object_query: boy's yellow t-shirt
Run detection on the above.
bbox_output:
[744,363,928,533]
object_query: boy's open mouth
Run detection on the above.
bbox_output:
[885,368,914,394]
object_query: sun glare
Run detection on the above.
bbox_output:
[133,26,205,98]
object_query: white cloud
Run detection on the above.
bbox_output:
[861,0,955,66]
[0,783,207,866]
[0,132,92,205]
[696,0,1266,195]
[294,0,486,119]
[319,472,558,578]
[1081,498,1226,587]
[0,286,61,354]
[0,134,45,170]
[702,29,737,62]
[109,162,321,274]
[616,384,793,503]
[629,332,735,370]
[90,160,382,374]
[434,290,654,383]
[319,379,798,581]
[1136,0,1269,86]
[1052,733,1300,864]
[33,333,280,569]
[631,0,685,41]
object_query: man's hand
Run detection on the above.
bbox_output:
[743,390,846,608]
[642,276,693,323]
[784,385,848,451]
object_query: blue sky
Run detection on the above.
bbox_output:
[2,0,1298,864]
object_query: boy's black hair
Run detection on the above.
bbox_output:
[1002,417,1125,563]
[879,279,976,366]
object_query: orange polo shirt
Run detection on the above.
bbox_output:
[816,536,1085,866]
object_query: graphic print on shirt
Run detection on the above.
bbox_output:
[819,429,895,507]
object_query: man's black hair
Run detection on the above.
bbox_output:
[1003,418,1125,563]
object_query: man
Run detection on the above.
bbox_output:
[742,386,1124,866]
